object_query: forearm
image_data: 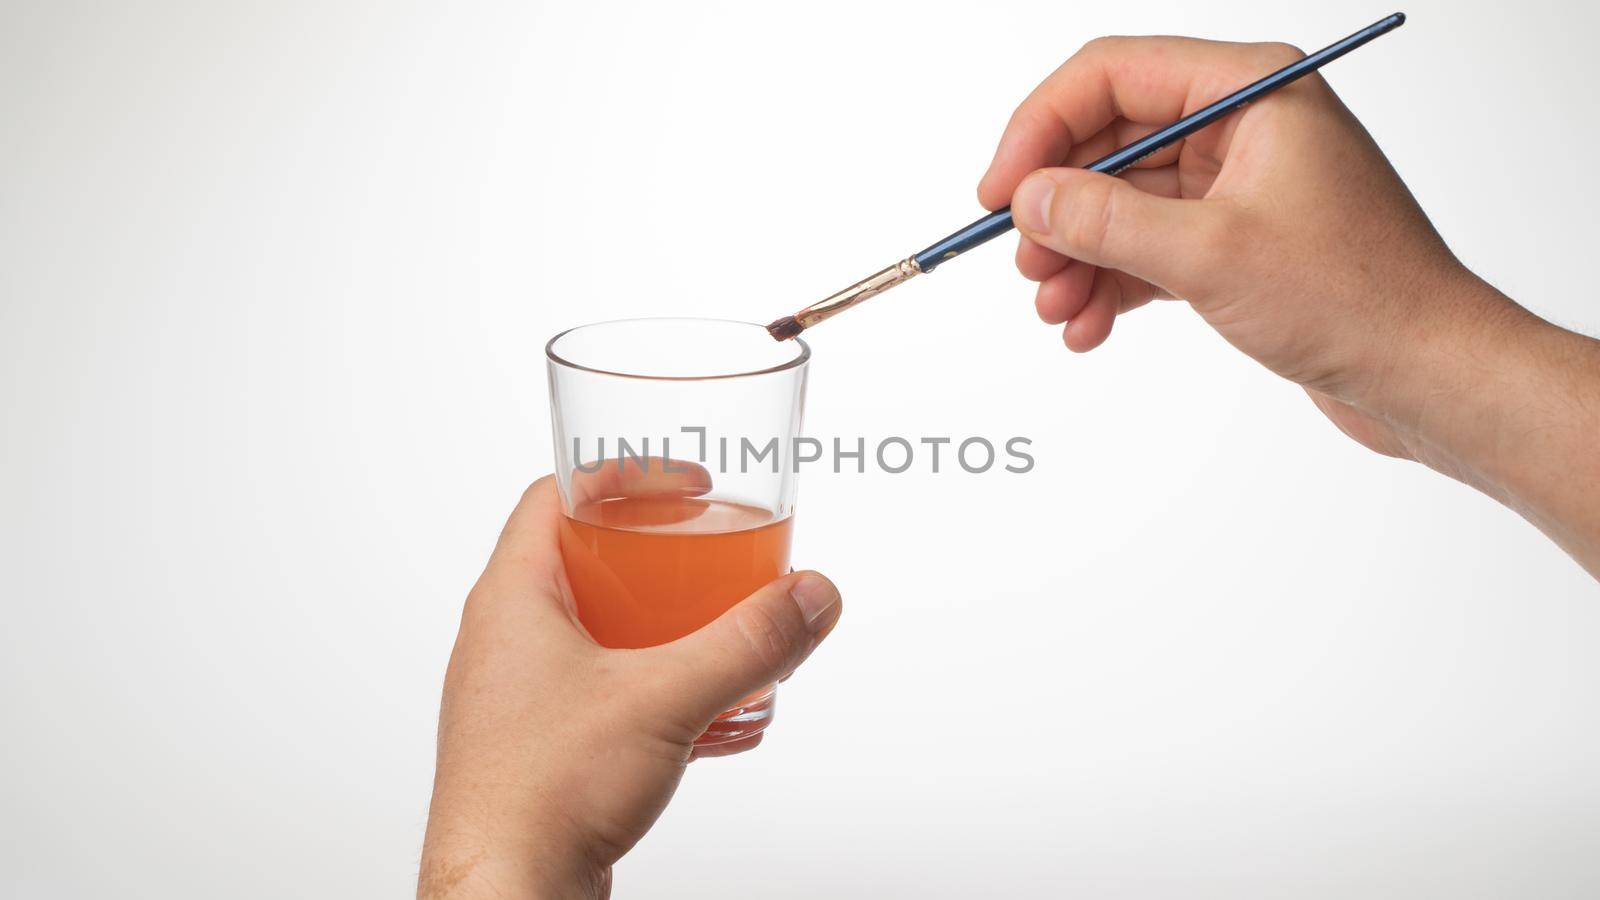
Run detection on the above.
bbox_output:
[1382,276,1600,578]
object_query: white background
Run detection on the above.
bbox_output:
[3,1,1598,897]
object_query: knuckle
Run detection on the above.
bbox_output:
[514,475,557,512]
[1004,101,1050,140]
[1195,207,1232,255]
[733,601,803,674]
[1196,205,1247,263]
[1061,178,1119,260]
[519,478,546,505]
[1080,34,1124,58]
[1259,41,1306,65]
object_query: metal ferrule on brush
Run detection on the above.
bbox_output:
[794,256,922,329]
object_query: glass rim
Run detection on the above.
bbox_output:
[544,317,811,382]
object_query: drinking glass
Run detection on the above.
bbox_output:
[545,318,810,745]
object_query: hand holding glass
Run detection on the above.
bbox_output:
[546,318,809,745]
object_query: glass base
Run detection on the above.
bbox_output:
[694,685,775,746]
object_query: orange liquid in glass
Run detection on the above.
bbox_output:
[558,497,793,649]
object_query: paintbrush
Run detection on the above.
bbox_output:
[767,11,1406,341]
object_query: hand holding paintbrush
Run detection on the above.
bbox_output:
[764,11,1600,575]
[767,12,1405,342]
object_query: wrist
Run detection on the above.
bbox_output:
[1369,276,1600,570]
[417,855,600,900]
[419,807,606,900]
[1356,272,1538,473]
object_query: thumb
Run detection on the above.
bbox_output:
[1011,168,1225,296]
[651,571,842,727]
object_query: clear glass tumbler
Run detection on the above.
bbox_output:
[545,318,810,745]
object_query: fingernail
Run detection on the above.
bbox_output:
[789,573,839,631]
[1013,174,1056,234]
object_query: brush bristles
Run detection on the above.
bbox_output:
[765,316,803,342]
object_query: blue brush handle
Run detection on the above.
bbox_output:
[912,12,1405,273]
